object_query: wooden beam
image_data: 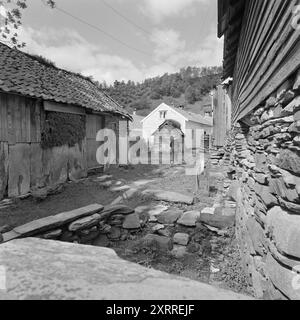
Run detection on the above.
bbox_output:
[44,101,86,115]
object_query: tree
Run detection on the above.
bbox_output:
[170,87,181,98]
[0,0,55,48]
[184,86,196,104]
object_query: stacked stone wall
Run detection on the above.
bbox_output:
[227,70,300,299]
[0,203,140,246]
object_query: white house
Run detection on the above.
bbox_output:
[141,103,213,145]
[128,112,144,134]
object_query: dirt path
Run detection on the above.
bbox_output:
[0,163,252,297]
[0,164,215,228]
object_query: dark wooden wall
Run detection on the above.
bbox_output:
[230,0,300,122]
[0,92,41,144]
[0,92,117,199]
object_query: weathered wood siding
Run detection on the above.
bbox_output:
[0,92,90,199]
[0,92,41,144]
[0,142,8,199]
[86,113,105,169]
[213,86,230,147]
[230,0,300,122]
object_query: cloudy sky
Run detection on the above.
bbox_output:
[15,0,223,84]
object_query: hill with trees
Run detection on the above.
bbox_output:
[98,66,222,116]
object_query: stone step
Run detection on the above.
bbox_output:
[0,238,253,300]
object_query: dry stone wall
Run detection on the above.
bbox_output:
[226,70,300,300]
[0,203,142,246]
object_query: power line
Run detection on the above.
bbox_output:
[101,0,176,50]
[101,0,153,37]
[43,2,153,57]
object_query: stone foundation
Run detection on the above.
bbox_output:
[226,70,300,299]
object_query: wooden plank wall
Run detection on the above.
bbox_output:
[213,86,228,147]
[230,0,300,122]
[0,92,42,198]
[0,92,92,199]
[86,113,104,169]
[0,92,41,144]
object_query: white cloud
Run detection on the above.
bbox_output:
[150,27,223,68]
[18,26,222,85]
[19,27,148,84]
[151,29,186,61]
[140,0,209,22]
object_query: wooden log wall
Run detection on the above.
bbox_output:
[229,0,300,122]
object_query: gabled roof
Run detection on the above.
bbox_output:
[0,42,131,119]
[152,119,184,136]
[175,107,213,126]
[142,103,213,126]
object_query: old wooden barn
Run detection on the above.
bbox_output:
[0,43,131,200]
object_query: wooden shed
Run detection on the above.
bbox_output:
[152,120,184,164]
[0,43,131,200]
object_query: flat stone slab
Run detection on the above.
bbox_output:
[152,224,165,232]
[97,175,113,182]
[9,204,104,239]
[100,205,135,219]
[68,214,102,232]
[142,190,194,205]
[157,209,183,225]
[110,185,131,192]
[199,212,235,230]
[201,207,216,215]
[147,205,169,217]
[177,211,201,227]
[0,238,252,300]
[266,206,300,259]
[132,179,155,187]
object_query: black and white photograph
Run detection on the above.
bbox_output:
[0,0,300,304]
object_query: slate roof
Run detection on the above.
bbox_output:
[0,43,131,119]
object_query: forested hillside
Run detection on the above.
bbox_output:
[98,66,222,116]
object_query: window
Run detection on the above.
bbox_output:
[159,111,167,119]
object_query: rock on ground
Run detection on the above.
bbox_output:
[177,211,201,227]
[142,190,194,205]
[171,245,188,258]
[142,234,173,252]
[122,213,141,230]
[173,233,190,246]
[0,238,253,300]
[68,214,101,232]
[157,209,183,225]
